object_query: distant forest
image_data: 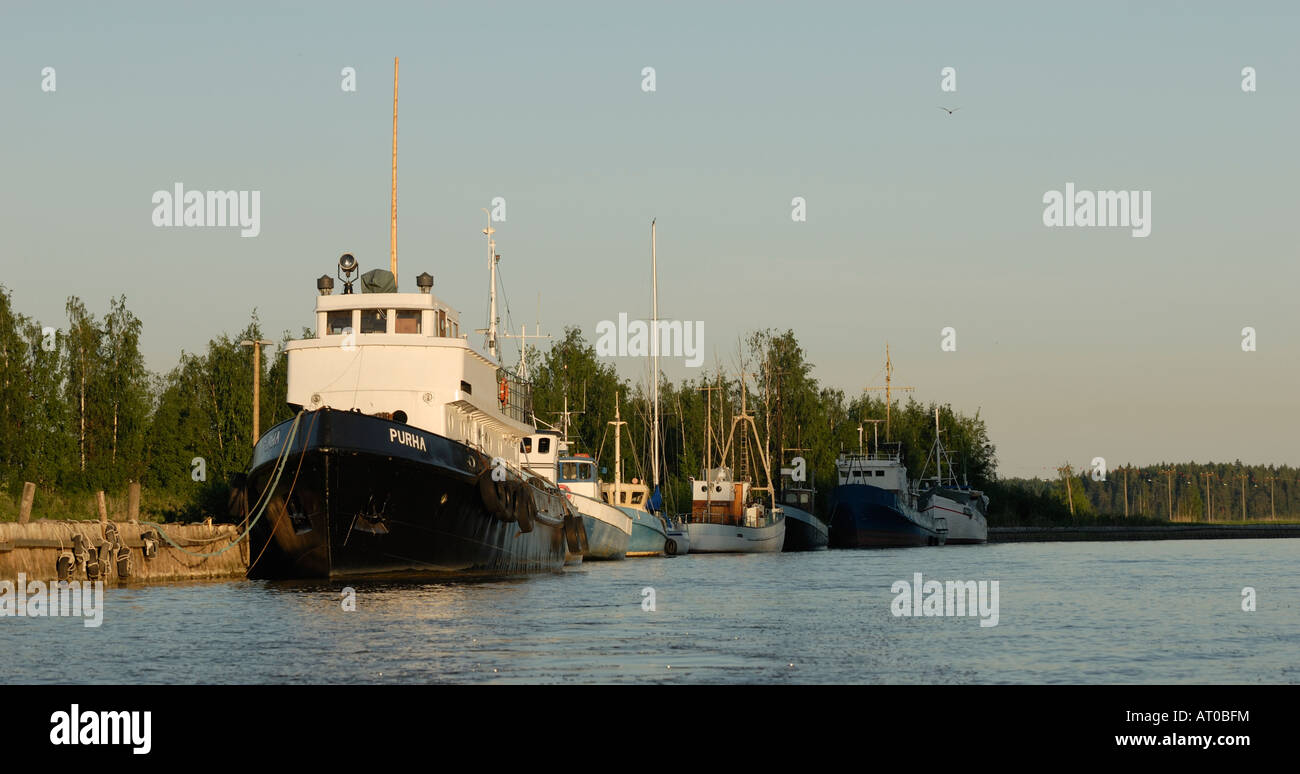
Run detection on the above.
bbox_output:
[2,288,1295,525]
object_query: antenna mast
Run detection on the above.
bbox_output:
[864,342,913,441]
[503,295,551,380]
[479,210,500,360]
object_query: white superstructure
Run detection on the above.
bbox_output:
[285,261,535,466]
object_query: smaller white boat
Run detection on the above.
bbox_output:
[687,467,785,553]
[519,429,631,561]
[684,374,785,553]
[915,409,988,545]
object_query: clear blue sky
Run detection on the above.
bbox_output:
[2,1,1297,477]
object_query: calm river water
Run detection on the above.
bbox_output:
[3,539,1296,684]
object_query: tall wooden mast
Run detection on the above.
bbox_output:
[390,57,399,284]
[864,343,913,441]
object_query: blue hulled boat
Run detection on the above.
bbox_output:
[827,444,948,548]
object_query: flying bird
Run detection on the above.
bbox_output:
[938,106,961,115]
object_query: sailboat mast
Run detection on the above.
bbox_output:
[703,382,713,514]
[885,344,892,440]
[611,393,623,490]
[609,393,632,508]
[935,407,941,482]
[561,392,569,446]
[390,57,399,285]
[651,218,660,489]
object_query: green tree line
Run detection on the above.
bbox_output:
[996,462,1300,525]
[0,286,293,521]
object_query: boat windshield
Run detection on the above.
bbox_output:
[559,460,595,482]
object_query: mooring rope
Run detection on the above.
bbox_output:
[246,412,317,573]
[138,411,307,558]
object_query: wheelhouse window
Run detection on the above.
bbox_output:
[631,492,644,505]
[396,310,421,334]
[520,438,533,454]
[561,462,579,480]
[538,438,550,454]
[326,310,352,335]
[360,309,387,334]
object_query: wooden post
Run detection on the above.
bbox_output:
[18,481,35,524]
[97,490,108,523]
[1122,466,1129,519]
[128,481,140,523]
[252,345,261,444]
[241,339,273,446]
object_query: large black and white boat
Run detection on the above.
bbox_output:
[244,247,584,579]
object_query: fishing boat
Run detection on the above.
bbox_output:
[779,450,828,551]
[244,59,584,578]
[517,428,631,561]
[688,467,786,552]
[599,395,668,557]
[684,374,785,553]
[828,443,947,548]
[558,451,630,559]
[828,347,947,549]
[915,409,988,544]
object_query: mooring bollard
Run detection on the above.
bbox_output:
[128,481,140,524]
[18,481,36,524]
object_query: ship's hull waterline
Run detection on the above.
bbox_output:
[686,518,786,553]
[572,499,632,561]
[781,504,829,551]
[620,507,667,557]
[828,485,947,548]
[244,409,573,579]
[920,489,989,545]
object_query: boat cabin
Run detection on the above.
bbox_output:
[519,430,561,483]
[689,467,749,523]
[600,479,650,511]
[285,259,533,464]
[836,445,909,494]
[780,487,814,510]
[556,453,600,500]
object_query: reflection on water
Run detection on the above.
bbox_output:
[3,540,1297,684]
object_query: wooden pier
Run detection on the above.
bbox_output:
[0,520,248,585]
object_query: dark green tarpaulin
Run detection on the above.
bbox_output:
[360,268,397,293]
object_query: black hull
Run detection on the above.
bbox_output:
[828,484,946,548]
[781,506,829,551]
[244,409,569,579]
